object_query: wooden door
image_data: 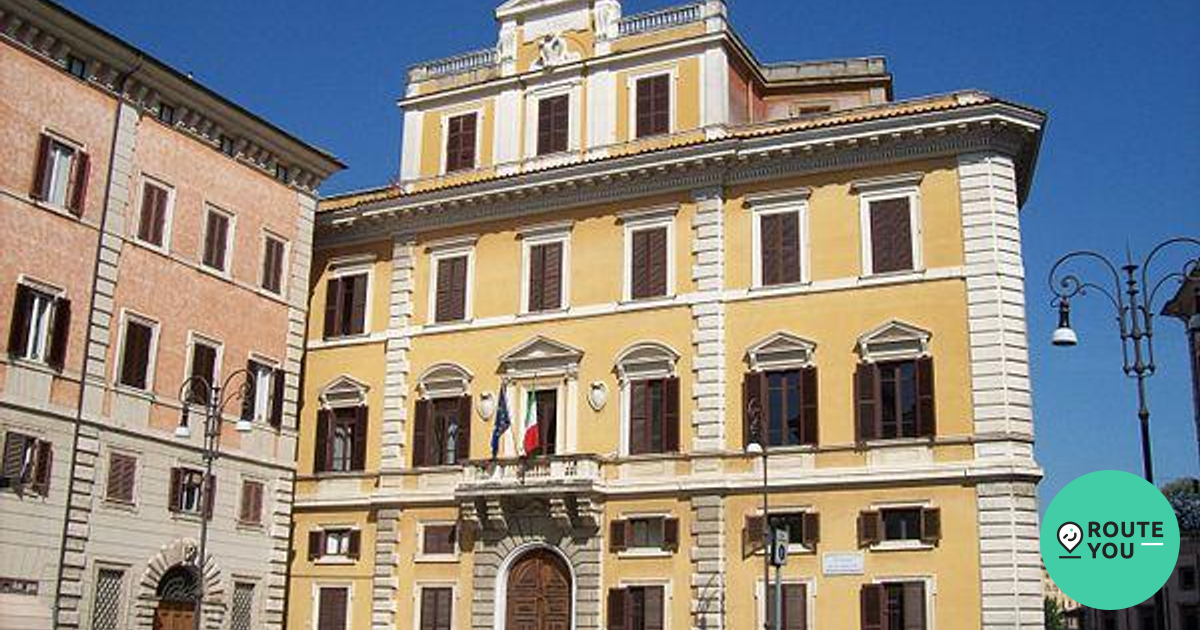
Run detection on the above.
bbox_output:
[506,549,572,630]
[153,601,195,630]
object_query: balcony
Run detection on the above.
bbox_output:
[459,455,602,496]
[617,2,705,37]
[408,47,498,82]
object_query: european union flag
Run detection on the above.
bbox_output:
[490,386,511,460]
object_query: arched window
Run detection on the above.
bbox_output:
[155,564,199,603]
[615,342,681,456]
[413,363,473,468]
[314,376,369,474]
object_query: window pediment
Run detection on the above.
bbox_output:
[320,375,369,409]
[615,341,680,380]
[418,363,474,399]
[857,320,931,363]
[746,332,816,372]
[499,336,583,377]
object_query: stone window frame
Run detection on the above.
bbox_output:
[613,578,674,630]
[415,521,460,563]
[113,309,160,394]
[412,581,458,630]
[132,174,176,254]
[851,172,925,278]
[753,576,816,630]
[745,187,812,289]
[426,236,478,326]
[625,65,678,141]
[311,581,354,630]
[863,575,937,630]
[518,222,573,315]
[440,107,484,175]
[618,205,678,303]
[615,341,680,457]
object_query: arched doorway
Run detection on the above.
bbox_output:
[153,564,197,630]
[505,548,572,630]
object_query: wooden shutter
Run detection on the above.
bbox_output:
[31,135,51,200]
[761,212,780,286]
[802,512,820,547]
[67,151,89,216]
[628,381,648,455]
[138,183,163,243]
[921,508,942,545]
[858,511,881,548]
[779,209,800,284]
[107,453,136,503]
[902,582,926,628]
[636,75,670,138]
[607,588,627,630]
[783,583,807,630]
[307,530,324,561]
[800,366,818,446]
[455,395,472,462]
[270,368,285,428]
[631,229,649,299]
[537,94,569,156]
[348,275,367,335]
[529,242,545,311]
[662,377,680,453]
[347,530,361,560]
[167,467,181,512]
[435,257,467,322]
[446,113,477,172]
[189,343,216,403]
[1,433,27,485]
[238,481,252,522]
[202,474,216,520]
[860,584,886,630]
[745,514,765,553]
[8,284,33,358]
[351,406,368,471]
[313,410,330,473]
[855,364,879,443]
[32,440,52,495]
[318,587,348,630]
[743,371,765,448]
[48,297,70,370]
[412,400,430,468]
[662,517,679,552]
[609,519,627,552]
[869,197,913,274]
[647,227,667,297]
[915,357,936,438]
[241,361,259,422]
[643,586,664,630]
[323,278,342,338]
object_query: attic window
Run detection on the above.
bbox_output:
[794,104,831,117]
[157,103,176,125]
[65,55,87,80]
[220,135,236,157]
[275,164,290,183]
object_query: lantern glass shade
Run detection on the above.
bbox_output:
[1052,300,1078,347]
[746,441,764,455]
[236,418,253,433]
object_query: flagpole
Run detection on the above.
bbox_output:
[506,380,519,458]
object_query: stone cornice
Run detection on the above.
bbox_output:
[0,0,344,191]
[316,100,1044,248]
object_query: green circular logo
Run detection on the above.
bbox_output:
[1042,470,1181,609]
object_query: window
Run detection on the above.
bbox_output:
[433,255,469,323]
[525,389,558,457]
[635,74,671,138]
[412,396,470,467]
[135,180,171,248]
[629,226,668,300]
[765,583,808,630]
[238,480,264,525]
[627,378,679,455]
[157,102,176,125]
[314,407,367,473]
[1137,606,1156,630]
[1183,606,1199,630]
[117,316,155,390]
[860,582,927,630]
[857,507,941,547]
[65,54,87,79]
[261,235,287,295]
[855,358,935,442]
[105,452,136,504]
[316,586,349,630]
[419,587,453,630]
[168,467,212,518]
[274,164,290,183]
[610,516,679,553]
[608,585,665,630]
[8,283,70,368]
[526,241,564,312]
[537,94,570,155]
[759,211,801,286]
[32,134,89,214]
[91,569,124,630]
[444,112,477,172]
[242,359,284,427]
[323,272,369,338]
[1183,565,1197,591]
[220,135,236,156]
[186,337,221,404]
[308,528,360,561]
[853,176,923,277]
[421,523,457,556]
[743,368,818,448]
[0,431,52,495]
[201,208,232,272]
[744,512,820,553]
[230,582,255,630]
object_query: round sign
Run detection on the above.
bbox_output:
[1041,470,1181,609]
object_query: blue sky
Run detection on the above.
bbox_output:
[59,0,1200,507]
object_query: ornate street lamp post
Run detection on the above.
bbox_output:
[745,396,780,630]
[173,370,254,630]
[1048,236,1200,630]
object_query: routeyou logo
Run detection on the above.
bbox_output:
[1042,470,1181,609]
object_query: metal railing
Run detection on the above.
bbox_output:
[460,455,602,488]
[618,2,704,37]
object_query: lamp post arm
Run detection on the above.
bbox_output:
[1048,250,1124,302]
[1138,237,1200,312]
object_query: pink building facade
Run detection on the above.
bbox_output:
[0,1,341,628]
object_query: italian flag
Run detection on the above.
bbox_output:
[522,390,540,456]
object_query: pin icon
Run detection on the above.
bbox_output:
[1058,522,1083,554]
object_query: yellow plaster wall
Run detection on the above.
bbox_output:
[288,510,378,630]
[724,484,983,628]
[394,506,476,630]
[603,497,693,628]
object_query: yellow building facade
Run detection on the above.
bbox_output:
[289,1,1047,629]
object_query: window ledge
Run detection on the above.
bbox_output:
[753,545,815,556]
[113,386,156,402]
[236,521,266,533]
[748,281,812,295]
[517,307,569,319]
[102,499,138,513]
[859,268,926,283]
[170,511,204,524]
[862,438,934,449]
[870,540,935,552]
[8,357,58,375]
[197,264,233,282]
[314,557,356,566]
[128,236,171,258]
[415,554,460,563]
[617,296,678,311]
[617,549,674,559]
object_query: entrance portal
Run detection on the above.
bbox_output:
[505,549,572,630]
[153,564,198,630]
